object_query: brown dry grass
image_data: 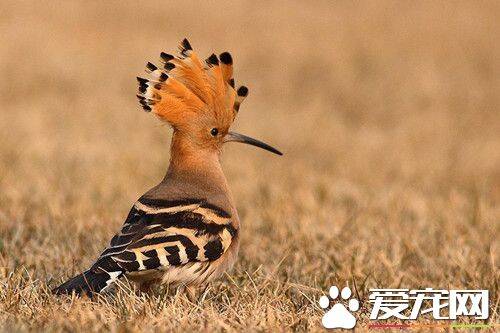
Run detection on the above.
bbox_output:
[0,1,499,331]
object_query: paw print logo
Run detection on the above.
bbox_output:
[319,286,360,329]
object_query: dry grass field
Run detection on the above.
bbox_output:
[0,1,499,331]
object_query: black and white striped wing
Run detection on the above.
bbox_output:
[88,198,237,290]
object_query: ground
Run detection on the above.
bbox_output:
[0,1,498,331]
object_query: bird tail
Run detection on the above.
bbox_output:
[52,269,123,296]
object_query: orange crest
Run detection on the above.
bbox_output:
[137,39,248,133]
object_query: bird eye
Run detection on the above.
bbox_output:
[210,128,219,136]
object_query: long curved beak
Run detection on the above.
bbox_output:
[224,131,283,156]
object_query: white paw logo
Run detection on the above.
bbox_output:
[319,286,360,329]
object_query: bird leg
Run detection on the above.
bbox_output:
[183,285,200,302]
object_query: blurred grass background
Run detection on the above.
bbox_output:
[0,1,498,331]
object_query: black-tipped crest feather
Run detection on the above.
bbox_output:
[160,52,174,62]
[219,52,233,65]
[237,86,248,97]
[206,53,219,66]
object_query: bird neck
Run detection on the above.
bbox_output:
[163,132,229,196]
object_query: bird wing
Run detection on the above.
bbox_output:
[88,197,237,286]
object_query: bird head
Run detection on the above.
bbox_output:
[137,39,282,156]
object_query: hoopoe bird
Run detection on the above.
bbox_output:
[53,39,281,297]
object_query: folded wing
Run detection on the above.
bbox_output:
[53,198,237,295]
